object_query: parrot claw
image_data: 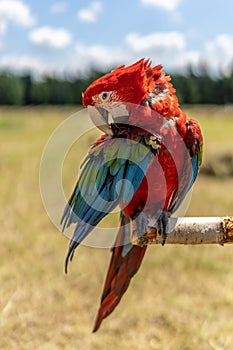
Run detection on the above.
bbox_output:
[157,211,171,245]
[130,211,148,244]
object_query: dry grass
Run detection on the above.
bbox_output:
[0,106,233,350]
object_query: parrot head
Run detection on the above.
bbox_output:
[82,58,179,134]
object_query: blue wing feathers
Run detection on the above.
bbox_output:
[61,139,153,269]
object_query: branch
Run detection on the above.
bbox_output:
[132,216,233,246]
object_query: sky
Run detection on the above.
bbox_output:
[0,0,233,77]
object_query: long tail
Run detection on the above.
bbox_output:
[93,216,147,332]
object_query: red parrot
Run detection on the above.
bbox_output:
[61,59,203,332]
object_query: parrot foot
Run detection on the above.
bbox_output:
[157,211,171,246]
[130,211,148,245]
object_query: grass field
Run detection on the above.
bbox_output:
[0,105,233,350]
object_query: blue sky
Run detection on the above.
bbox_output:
[0,0,233,76]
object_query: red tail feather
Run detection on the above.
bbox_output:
[93,217,147,332]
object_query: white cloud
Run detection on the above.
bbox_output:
[172,34,233,76]
[141,0,181,11]
[205,34,233,64]
[29,26,72,49]
[204,34,233,75]
[73,31,187,73]
[0,0,35,28]
[125,32,185,55]
[3,29,232,78]
[0,53,78,78]
[50,2,67,14]
[0,21,7,36]
[74,42,130,71]
[0,54,47,76]
[77,1,102,22]
[171,50,201,73]
[179,51,201,66]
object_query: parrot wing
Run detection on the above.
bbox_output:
[61,136,153,272]
[169,118,203,213]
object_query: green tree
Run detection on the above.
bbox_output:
[21,74,33,105]
[30,80,49,104]
[0,73,24,105]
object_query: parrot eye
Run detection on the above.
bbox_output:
[99,91,111,102]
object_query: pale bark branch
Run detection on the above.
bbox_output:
[132,216,233,246]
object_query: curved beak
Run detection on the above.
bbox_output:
[88,105,129,135]
[88,106,113,135]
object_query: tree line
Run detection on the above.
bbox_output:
[0,64,233,105]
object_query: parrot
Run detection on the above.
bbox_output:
[61,58,203,332]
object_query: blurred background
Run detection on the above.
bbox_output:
[0,1,233,349]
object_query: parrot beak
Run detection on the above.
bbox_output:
[88,105,129,135]
[88,106,113,135]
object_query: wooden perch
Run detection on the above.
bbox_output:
[132,216,233,246]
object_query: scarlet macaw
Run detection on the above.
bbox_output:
[61,59,203,332]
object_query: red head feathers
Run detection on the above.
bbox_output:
[82,59,165,106]
[82,58,183,123]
